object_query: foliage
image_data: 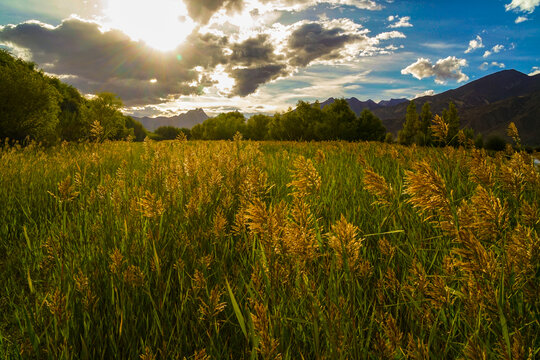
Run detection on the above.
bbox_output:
[152,126,189,141]
[194,100,387,142]
[0,50,136,144]
[0,49,60,144]
[125,116,149,142]
[356,109,386,141]
[245,114,272,140]
[485,134,507,151]
[86,93,129,141]
[0,139,538,359]
[398,101,419,145]
[442,101,460,144]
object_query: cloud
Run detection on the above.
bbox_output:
[464,35,484,53]
[0,10,405,103]
[287,22,367,66]
[230,64,288,96]
[183,0,244,24]
[229,34,281,66]
[482,44,504,58]
[401,56,469,84]
[388,16,412,28]
[182,0,382,24]
[375,31,406,41]
[414,89,435,98]
[515,15,530,22]
[480,61,506,70]
[0,18,233,104]
[530,66,540,76]
[505,0,540,13]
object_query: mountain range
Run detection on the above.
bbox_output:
[131,70,540,146]
[321,70,540,146]
[133,108,209,131]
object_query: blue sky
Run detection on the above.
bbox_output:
[0,0,539,116]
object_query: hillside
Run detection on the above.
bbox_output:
[322,70,540,145]
[134,108,209,131]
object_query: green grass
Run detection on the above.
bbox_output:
[0,139,538,359]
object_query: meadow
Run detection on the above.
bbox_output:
[0,138,538,359]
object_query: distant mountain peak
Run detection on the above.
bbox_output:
[133,109,209,131]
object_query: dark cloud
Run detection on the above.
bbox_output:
[230,34,281,66]
[0,16,389,102]
[287,22,365,66]
[179,31,229,69]
[230,64,288,96]
[183,0,244,24]
[0,18,226,104]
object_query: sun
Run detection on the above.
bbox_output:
[103,0,195,52]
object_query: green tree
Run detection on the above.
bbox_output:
[246,114,271,140]
[124,116,148,141]
[86,93,128,141]
[417,102,433,145]
[153,126,184,140]
[356,109,386,141]
[320,99,357,141]
[442,101,460,145]
[198,111,246,140]
[49,78,90,141]
[398,101,418,145]
[0,50,60,144]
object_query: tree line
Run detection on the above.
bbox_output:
[0,49,517,150]
[0,49,147,144]
[188,100,387,142]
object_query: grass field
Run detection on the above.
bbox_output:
[0,138,539,359]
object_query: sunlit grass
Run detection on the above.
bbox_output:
[0,139,538,359]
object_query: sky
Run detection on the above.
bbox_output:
[0,0,539,117]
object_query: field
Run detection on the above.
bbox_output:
[0,139,539,359]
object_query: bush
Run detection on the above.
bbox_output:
[484,135,507,152]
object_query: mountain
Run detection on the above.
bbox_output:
[378,98,408,107]
[133,108,209,131]
[322,70,540,145]
[320,97,407,113]
[371,70,540,145]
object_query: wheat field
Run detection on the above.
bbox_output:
[0,138,538,359]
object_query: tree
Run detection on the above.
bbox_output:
[124,116,148,141]
[86,93,129,141]
[153,126,184,140]
[356,109,386,141]
[246,114,271,140]
[398,101,418,145]
[197,112,246,140]
[320,99,357,141]
[0,50,60,144]
[417,102,433,145]
[442,101,460,145]
[49,78,90,141]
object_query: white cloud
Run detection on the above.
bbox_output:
[414,89,435,98]
[515,15,530,22]
[505,0,540,13]
[375,31,406,41]
[480,61,506,70]
[483,44,504,58]
[388,16,412,28]
[401,56,469,84]
[387,15,395,21]
[465,35,484,53]
[530,66,540,76]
